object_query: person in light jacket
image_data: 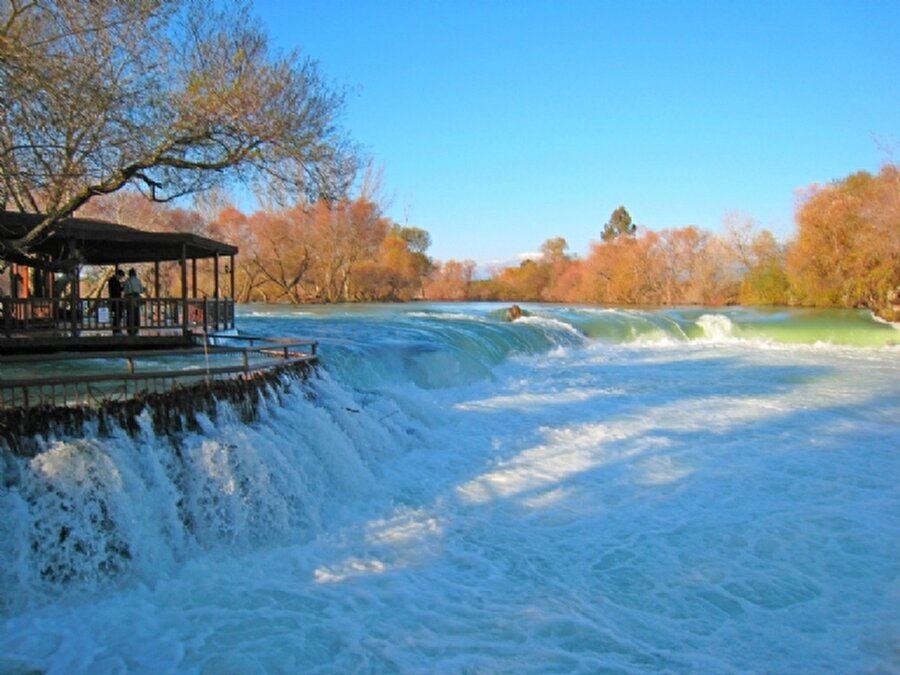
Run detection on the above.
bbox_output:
[124,268,147,335]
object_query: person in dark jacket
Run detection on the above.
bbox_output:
[108,268,125,334]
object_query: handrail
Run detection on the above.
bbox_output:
[0,355,316,388]
[0,337,318,410]
[191,332,318,355]
[1,296,236,336]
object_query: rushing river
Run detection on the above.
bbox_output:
[1,304,898,673]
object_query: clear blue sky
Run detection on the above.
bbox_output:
[253,0,899,266]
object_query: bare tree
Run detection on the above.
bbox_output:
[0,0,356,261]
[722,210,758,271]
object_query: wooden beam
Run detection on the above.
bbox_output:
[214,253,220,299]
[230,255,236,301]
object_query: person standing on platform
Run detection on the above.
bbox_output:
[108,268,125,334]
[124,268,146,335]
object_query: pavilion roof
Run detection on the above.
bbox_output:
[0,211,237,266]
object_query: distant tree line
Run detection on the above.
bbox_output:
[433,164,899,321]
[63,163,897,321]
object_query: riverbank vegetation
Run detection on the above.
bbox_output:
[68,164,898,321]
[463,164,898,322]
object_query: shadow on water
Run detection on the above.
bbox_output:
[295,346,899,671]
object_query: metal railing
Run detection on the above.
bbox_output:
[1,296,235,336]
[0,335,317,410]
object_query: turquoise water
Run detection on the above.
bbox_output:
[1,304,898,673]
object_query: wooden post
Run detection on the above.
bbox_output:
[229,255,236,331]
[152,261,161,330]
[71,262,80,337]
[213,253,220,331]
[181,244,189,335]
[214,253,220,299]
[230,254,236,299]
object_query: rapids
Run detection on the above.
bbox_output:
[1,304,898,673]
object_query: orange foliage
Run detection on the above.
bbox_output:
[77,190,435,304]
[352,233,424,301]
[580,234,661,304]
[543,260,586,303]
[424,260,476,300]
[69,166,898,316]
[788,165,900,316]
[484,228,738,307]
[210,197,417,303]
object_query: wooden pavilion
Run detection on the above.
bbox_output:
[1,211,238,354]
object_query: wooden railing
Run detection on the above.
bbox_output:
[1,296,235,336]
[193,332,318,356]
[0,336,317,410]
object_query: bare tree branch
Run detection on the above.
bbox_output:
[0,0,357,260]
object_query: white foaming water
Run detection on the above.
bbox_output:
[517,314,587,341]
[1,305,898,673]
[697,313,737,341]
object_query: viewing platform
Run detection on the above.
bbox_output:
[1,210,239,354]
[0,211,320,452]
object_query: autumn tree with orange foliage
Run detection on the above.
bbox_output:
[238,206,314,303]
[352,226,432,301]
[537,238,576,301]
[308,199,387,301]
[656,226,737,305]
[788,165,900,319]
[207,197,436,303]
[75,190,436,305]
[580,233,662,304]
[207,207,271,303]
[424,260,477,300]
[461,237,576,302]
